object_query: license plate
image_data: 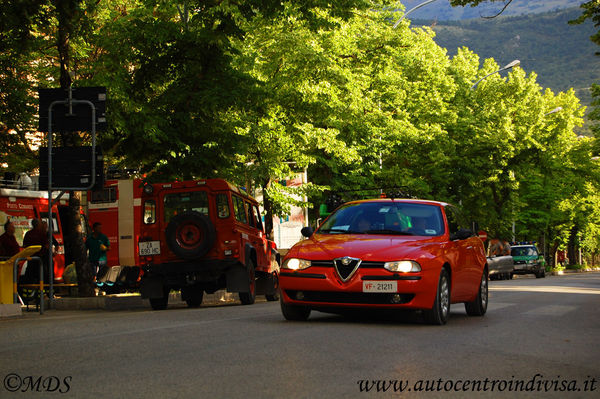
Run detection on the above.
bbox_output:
[139,241,161,256]
[363,281,398,293]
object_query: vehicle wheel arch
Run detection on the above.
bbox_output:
[244,243,257,268]
[272,250,281,266]
[442,262,452,289]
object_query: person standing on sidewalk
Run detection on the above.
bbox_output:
[86,222,110,277]
[21,218,52,283]
[0,219,20,257]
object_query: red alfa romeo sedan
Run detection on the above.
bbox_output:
[279,199,488,325]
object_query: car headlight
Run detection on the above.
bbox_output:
[282,258,312,270]
[384,260,421,273]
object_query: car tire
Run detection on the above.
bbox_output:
[265,272,279,302]
[165,211,216,260]
[536,268,546,278]
[239,259,256,305]
[149,287,170,310]
[182,286,204,308]
[280,297,311,321]
[423,268,450,325]
[465,269,488,316]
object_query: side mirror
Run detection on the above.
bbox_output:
[301,226,314,238]
[450,228,473,241]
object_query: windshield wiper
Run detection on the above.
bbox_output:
[318,228,363,234]
[364,229,413,235]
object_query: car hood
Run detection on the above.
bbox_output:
[287,234,445,261]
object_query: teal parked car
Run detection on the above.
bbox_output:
[510,244,546,278]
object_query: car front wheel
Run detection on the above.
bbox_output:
[423,268,450,325]
[535,268,546,278]
[465,269,488,316]
[280,297,311,321]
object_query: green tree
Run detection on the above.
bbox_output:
[0,1,52,174]
[569,0,600,49]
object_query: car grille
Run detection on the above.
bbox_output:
[311,260,385,268]
[514,260,526,265]
[285,290,414,305]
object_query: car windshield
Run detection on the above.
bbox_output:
[317,202,444,236]
[511,247,538,257]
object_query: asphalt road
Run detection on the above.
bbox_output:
[1,272,599,398]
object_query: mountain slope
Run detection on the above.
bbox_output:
[414,7,598,130]
[401,0,585,21]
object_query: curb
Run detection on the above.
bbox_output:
[0,304,22,318]
[549,268,600,276]
[0,291,241,318]
[51,290,238,311]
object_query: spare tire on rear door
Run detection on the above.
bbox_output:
[165,211,216,259]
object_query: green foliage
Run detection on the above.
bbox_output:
[0,1,53,173]
[420,8,600,134]
[569,0,600,49]
[1,0,600,259]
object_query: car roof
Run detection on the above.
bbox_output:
[344,198,449,207]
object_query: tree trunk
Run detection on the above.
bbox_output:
[549,240,559,268]
[261,178,274,240]
[567,227,578,267]
[66,192,95,296]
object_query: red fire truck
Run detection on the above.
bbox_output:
[0,185,67,283]
[88,178,280,310]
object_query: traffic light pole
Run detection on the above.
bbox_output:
[46,88,97,307]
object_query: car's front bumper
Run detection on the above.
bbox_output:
[279,265,439,310]
[512,261,541,274]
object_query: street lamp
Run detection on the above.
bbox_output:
[393,0,439,28]
[470,60,520,90]
[545,106,563,116]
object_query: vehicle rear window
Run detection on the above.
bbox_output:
[164,191,209,224]
[511,247,538,257]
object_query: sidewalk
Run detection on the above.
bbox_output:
[1,290,240,318]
